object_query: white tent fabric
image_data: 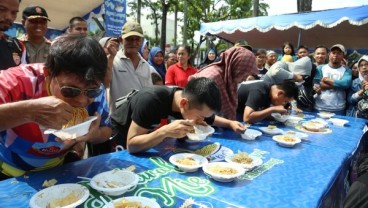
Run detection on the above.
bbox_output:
[15,0,104,30]
[200,5,368,50]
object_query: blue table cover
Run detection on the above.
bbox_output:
[0,113,367,208]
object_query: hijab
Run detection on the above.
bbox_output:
[199,48,217,69]
[139,39,149,58]
[148,47,166,80]
[190,46,258,119]
[358,55,368,81]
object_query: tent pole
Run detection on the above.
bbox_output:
[297,29,302,48]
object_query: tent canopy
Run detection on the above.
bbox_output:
[200,5,368,50]
[16,0,103,30]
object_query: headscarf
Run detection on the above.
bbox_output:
[358,55,368,81]
[139,39,149,57]
[190,46,258,119]
[148,46,166,80]
[199,48,217,69]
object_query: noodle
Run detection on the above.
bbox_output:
[208,165,238,175]
[47,193,78,208]
[113,199,150,208]
[231,152,253,164]
[176,157,198,166]
[194,144,218,156]
[63,107,89,128]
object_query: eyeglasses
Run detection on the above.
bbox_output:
[55,78,102,98]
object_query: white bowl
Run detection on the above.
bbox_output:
[186,125,215,141]
[90,170,139,196]
[318,112,335,119]
[284,130,308,138]
[225,154,263,171]
[284,116,304,127]
[259,126,283,135]
[301,120,328,132]
[202,162,245,182]
[45,116,97,140]
[29,183,89,208]
[104,196,161,208]
[271,113,289,123]
[272,135,301,147]
[328,118,348,126]
[169,153,208,172]
[241,129,262,140]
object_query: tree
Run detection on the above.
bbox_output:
[297,0,312,12]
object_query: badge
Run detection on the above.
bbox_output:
[12,52,21,65]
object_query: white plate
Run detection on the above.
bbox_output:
[272,135,301,147]
[90,170,139,196]
[283,130,308,138]
[259,127,283,135]
[169,153,208,172]
[328,118,349,126]
[104,196,161,208]
[29,183,89,208]
[225,154,263,171]
[186,125,215,141]
[318,112,335,119]
[301,119,328,131]
[241,129,263,140]
[271,113,289,123]
[202,162,245,182]
[44,116,97,140]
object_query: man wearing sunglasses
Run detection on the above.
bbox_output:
[0,34,111,179]
[19,5,51,63]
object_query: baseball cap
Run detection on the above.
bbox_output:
[121,21,144,39]
[234,40,253,51]
[22,6,50,21]
[330,44,346,55]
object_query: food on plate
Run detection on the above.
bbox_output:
[231,152,253,164]
[277,135,296,142]
[47,193,78,208]
[296,113,304,118]
[188,127,195,133]
[286,130,296,135]
[176,157,198,166]
[113,198,150,208]
[267,125,276,129]
[63,107,89,128]
[42,178,58,188]
[193,143,218,156]
[208,165,238,175]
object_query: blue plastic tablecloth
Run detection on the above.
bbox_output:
[0,114,366,208]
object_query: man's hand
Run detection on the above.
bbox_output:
[162,119,195,139]
[30,96,73,129]
[229,120,247,134]
[272,105,288,114]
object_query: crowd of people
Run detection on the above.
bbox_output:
[1,1,368,206]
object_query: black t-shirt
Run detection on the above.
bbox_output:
[0,36,23,70]
[237,81,272,114]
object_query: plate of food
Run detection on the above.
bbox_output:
[202,162,245,182]
[328,118,349,126]
[259,125,283,135]
[284,116,304,127]
[169,153,208,172]
[90,170,139,196]
[272,135,301,147]
[225,151,263,171]
[317,112,335,119]
[29,183,89,208]
[186,125,215,141]
[104,196,161,208]
[241,129,262,140]
[44,108,96,140]
[271,113,289,123]
[301,120,328,132]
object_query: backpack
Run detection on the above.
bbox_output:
[111,89,139,126]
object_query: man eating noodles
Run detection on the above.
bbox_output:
[0,34,111,179]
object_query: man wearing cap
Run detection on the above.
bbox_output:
[0,0,27,70]
[19,5,51,63]
[234,40,253,51]
[109,21,152,114]
[314,44,352,115]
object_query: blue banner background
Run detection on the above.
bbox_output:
[104,0,126,37]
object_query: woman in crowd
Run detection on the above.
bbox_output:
[139,39,149,61]
[190,46,258,119]
[165,45,197,87]
[148,46,166,81]
[278,42,297,63]
[347,55,368,117]
[350,59,360,80]
[199,48,217,69]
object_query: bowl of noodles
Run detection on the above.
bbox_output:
[169,153,208,172]
[202,162,245,182]
[186,125,215,141]
[105,196,161,208]
[44,108,96,140]
[90,170,139,196]
[272,135,301,147]
[225,152,263,171]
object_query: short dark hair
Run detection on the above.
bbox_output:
[256,49,267,56]
[314,45,328,52]
[183,77,221,112]
[45,34,107,84]
[164,49,176,60]
[276,81,299,100]
[69,16,86,28]
[151,73,163,84]
[298,45,308,51]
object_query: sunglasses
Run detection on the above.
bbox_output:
[55,78,102,98]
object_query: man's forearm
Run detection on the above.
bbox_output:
[0,101,33,131]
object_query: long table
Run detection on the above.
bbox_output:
[0,113,367,208]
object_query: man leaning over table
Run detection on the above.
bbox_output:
[237,81,299,123]
[110,77,246,153]
[0,34,111,180]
